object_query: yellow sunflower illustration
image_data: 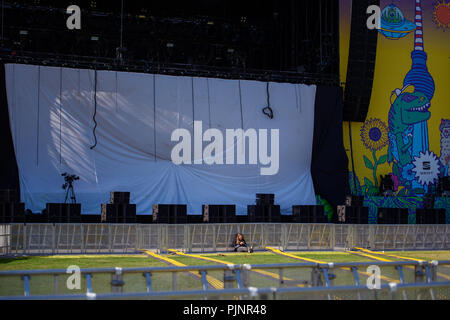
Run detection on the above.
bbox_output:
[360,118,389,152]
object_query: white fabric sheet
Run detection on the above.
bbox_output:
[5,64,317,214]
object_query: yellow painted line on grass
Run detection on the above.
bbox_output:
[168,249,307,287]
[142,250,224,289]
[344,251,401,284]
[354,247,424,262]
[168,249,230,265]
[266,247,328,264]
[348,250,391,262]
[265,247,400,284]
[144,250,189,267]
[354,248,450,281]
[266,247,363,282]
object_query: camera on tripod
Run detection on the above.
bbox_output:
[61,173,79,204]
[62,173,79,190]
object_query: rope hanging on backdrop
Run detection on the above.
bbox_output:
[348,120,358,195]
[238,80,244,129]
[90,69,98,150]
[206,78,211,128]
[262,82,274,119]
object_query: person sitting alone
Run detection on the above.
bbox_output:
[233,232,253,253]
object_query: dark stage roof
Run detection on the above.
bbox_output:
[0,0,339,84]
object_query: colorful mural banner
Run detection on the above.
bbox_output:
[341,0,450,198]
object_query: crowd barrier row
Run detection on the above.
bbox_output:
[0,223,449,255]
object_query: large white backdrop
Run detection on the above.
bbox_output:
[5,64,317,214]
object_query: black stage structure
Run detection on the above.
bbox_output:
[0,0,349,222]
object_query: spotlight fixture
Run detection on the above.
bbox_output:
[166,42,174,48]
[90,36,99,41]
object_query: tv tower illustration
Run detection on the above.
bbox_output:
[403,0,435,101]
[403,0,436,191]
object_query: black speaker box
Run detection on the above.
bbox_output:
[47,203,81,223]
[292,205,327,223]
[236,215,248,223]
[377,208,409,224]
[345,195,365,207]
[136,214,153,224]
[187,214,203,224]
[202,205,236,223]
[256,194,275,206]
[0,189,18,203]
[423,195,435,210]
[25,212,48,223]
[437,176,450,195]
[101,204,136,223]
[110,192,130,204]
[0,202,25,223]
[152,204,187,224]
[343,0,380,122]
[342,206,369,224]
[416,209,446,224]
[80,214,101,223]
[247,205,281,223]
[281,214,293,223]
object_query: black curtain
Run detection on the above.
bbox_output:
[311,85,349,207]
[0,63,20,194]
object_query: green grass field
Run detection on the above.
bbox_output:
[0,251,449,297]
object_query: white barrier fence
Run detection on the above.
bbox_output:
[1,223,449,255]
[0,225,11,255]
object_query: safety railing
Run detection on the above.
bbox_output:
[2,223,450,255]
[0,260,449,300]
[0,225,10,255]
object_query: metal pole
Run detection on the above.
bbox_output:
[143,272,152,292]
[200,271,209,290]
[120,0,123,49]
[351,267,362,300]
[85,274,93,294]
[311,267,322,287]
[23,275,30,297]
[111,267,124,293]
[278,268,284,286]
[54,275,59,295]
[172,272,177,291]
[234,270,244,289]
[396,265,408,300]
[223,270,235,289]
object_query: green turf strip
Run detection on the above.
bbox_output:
[163,255,217,266]
[0,255,165,271]
[163,252,309,266]
[383,251,450,261]
[291,252,374,263]
[2,251,448,297]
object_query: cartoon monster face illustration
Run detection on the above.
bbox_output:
[382,5,404,24]
[398,92,431,125]
[388,90,431,168]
